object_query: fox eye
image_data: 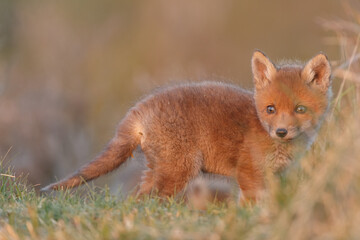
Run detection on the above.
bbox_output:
[266,105,276,114]
[295,105,307,114]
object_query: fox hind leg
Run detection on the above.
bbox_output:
[136,148,203,198]
[152,152,203,197]
[137,167,155,196]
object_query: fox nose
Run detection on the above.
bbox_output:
[276,128,288,138]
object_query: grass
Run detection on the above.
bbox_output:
[2,10,360,240]
[0,164,255,239]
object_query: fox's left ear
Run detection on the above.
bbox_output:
[301,53,331,93]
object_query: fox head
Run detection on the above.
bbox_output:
[251,50,332,143]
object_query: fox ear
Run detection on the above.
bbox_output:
[301,53,331,93]
[252,50,277,90]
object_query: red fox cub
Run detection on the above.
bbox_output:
[42,50,332,202]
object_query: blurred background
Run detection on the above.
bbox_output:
[0,0,353,193]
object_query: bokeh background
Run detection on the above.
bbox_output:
[0,0,352,193]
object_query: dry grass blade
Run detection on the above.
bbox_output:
[330,33,360,119]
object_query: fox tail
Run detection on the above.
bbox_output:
[41,111,141,191]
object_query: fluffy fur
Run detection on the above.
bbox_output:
[41,50,332,202]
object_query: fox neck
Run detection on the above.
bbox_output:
[265,133,315,172]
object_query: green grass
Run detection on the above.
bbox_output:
[0,164,257,240]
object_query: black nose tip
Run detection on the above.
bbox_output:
[276,128,288,138]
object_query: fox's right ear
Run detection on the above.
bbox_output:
[251,50,277,90]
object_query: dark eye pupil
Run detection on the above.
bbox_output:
[296,105,307,113]
[267,105,275,114]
